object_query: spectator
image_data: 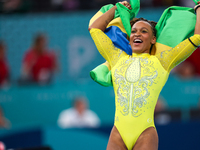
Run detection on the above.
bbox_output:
[154,96,168,113]
[0,0,31,13]
[62,0,80,11]
[51,0,64,11]
[0,106,11,129]
[154,96,171,125]
[173,61,196,79]
[57,96,100,128]
[51,0,80,11]
[184,47,200,77]
[19,33,58,85]
[0,141,5,150]
[0,40,10,88]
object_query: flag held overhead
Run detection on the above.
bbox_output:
[89,0,198,87]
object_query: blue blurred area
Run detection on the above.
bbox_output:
[0,8,200,150]
[0,81,115,128]
[0,122,200,150]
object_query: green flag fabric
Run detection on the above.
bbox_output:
[193,0,199,4]
[116,0,140,37]
[90,64,112,87]
[151,6,196,54]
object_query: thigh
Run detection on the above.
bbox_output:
[107,126,127,150]
[132,127,158,150]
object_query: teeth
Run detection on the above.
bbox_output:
[134,39,142,43]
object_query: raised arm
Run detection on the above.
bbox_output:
[88,1,131,32]
[194,2,200,34]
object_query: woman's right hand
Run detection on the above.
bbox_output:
[118,1,132,10]
[194,1,200,34]
[89,1,132,32]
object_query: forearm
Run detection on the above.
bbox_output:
[195,4,200,34]
[88,6,117,32]
[168,35,200,71]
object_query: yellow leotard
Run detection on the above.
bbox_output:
[90,28,200,150]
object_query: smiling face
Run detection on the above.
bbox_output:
[130,21,156,54]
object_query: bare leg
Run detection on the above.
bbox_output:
[107,125,127,150]
[132,127,158,150]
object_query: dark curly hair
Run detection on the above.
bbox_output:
[130,18,157,37]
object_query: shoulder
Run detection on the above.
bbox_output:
[90,28,106,37]
[89,28,101,33]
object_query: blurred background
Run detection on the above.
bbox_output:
[0,0,200,150]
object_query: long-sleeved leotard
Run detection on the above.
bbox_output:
[90,28,200,150]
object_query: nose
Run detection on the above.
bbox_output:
[134,31,141,37]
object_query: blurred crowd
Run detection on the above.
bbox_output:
[0,0,199,130]
[0,1,199,88]
[57,96,100,128]
[0,0,196,14]
[0,3,199,150]
[0,33,58,88]
[18,33,58,86]
[1,36,200,89]
[172,47,200,80]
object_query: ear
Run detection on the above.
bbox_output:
[151,36,156,44]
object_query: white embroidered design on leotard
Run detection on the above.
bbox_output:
[114,57,158,117]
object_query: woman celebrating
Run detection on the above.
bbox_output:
[89,1,200,150]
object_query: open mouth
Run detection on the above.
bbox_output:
[134,38,143,43]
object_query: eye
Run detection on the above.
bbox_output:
[131,30,136,33]
[141,30,148,33]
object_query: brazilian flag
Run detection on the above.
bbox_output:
[89,0,198,87]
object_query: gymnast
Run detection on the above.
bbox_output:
[89,1,200,150]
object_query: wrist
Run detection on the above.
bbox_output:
[195,5,200,13]
[113,5,117,10]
